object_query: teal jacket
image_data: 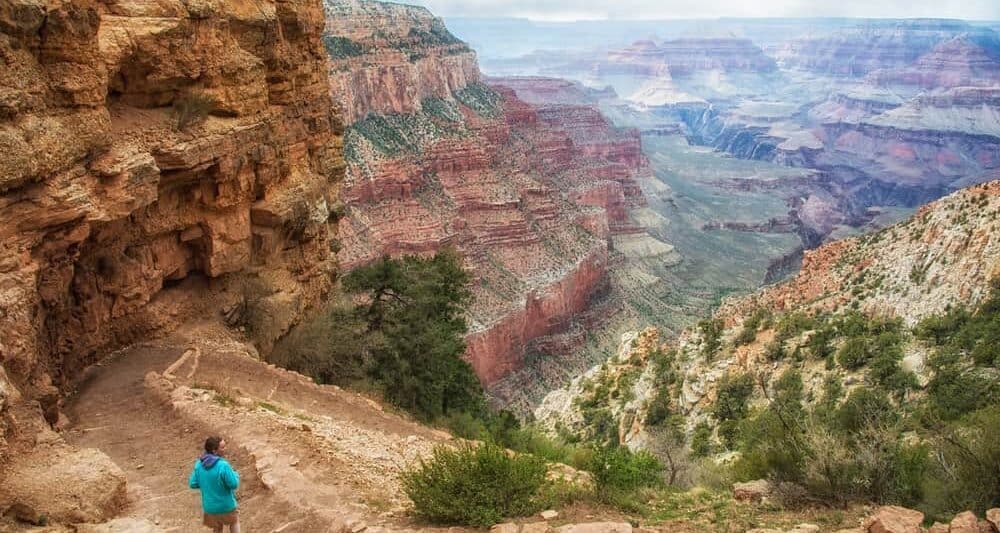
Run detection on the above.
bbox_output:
[188,454,239,514]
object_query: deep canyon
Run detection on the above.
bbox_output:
[1,0,999,529]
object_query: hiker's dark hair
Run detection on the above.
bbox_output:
[204,436,223,454]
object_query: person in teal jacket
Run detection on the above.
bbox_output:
[189,436,241,532]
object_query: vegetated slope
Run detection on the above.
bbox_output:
[537,180,1000,454]
[0,0,344,523]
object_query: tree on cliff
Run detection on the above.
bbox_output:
[273,248,484,421]
[345,249,484,420]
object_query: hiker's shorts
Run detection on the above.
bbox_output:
[203,509,239,528]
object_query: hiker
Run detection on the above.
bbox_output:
[189,436,241,533]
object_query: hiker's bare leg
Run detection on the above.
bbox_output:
[211,526,223,533]
[228,520,240,533]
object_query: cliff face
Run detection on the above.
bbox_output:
[325,0,652,385]
[323,0,480,123]
[655,38,777,75]
[867,37,1000,89]
[0,0,342,468]
[603,38,776,77]
[536,181,1000,448]
[773,20,1000,77]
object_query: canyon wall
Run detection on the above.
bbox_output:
[323,0,480,123]
[0,0,343,469]
[772,20,1000,77]
[325,0,652,385]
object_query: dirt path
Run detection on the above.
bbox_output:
[63,323,466,532]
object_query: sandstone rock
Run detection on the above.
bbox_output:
[540,510,559,520]
[864,506,924,533]
[951,512,981,533]
[0,446,126,524]
[0,0,343,467]
[733,479,772,503]
[491,524,521,533]
[927,522,949,533]
[555,523,632,533]
[523,524,555,533]
[987,509,1000,532]
[788,525,820,533]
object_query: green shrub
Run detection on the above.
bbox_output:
[835,388,897,433]
[589,446,663,493]
[734,370,807,483]
[776,311,816,337]
[402,442,547,526]
[925,358,999,421]
[698,318,725,360]
[711,372,755,422]
[645,385,674,426]
[454,82,504,118]
[921,406,1000,519]
[734,309,770,346]
[172,91,216,130]
[807,324,836,359]
[322,35,367,59]
[837,337,870,370]
[764,339,786,361]
[690,422,714,458]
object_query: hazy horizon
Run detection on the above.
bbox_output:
[403,0,1000,23]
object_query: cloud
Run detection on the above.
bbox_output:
[403,0,1000,22]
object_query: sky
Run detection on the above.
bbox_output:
[404,0,1000,22]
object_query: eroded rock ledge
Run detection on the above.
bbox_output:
[0,0,343,477]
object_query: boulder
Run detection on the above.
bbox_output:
[864,506,924,533]
[491,525,521,533]
[733,479,772,503]
[951,512,980,533]
[540,510,560,520]
[927,522,949,533]
[0,445,126,524]
[987,510,1000,533]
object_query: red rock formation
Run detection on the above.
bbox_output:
[466,246,609,384]
[0,0,343,496]
[600,38,776,79]
[818,87,1000,187]
[867,37,1000,89]
[486,76,609,106]
[324,0,480,123]
[327,5,654,384]
[773,20,1000,77]
[656,38,777,75]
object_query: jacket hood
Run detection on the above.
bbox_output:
[200,453,221,469]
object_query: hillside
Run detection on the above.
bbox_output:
[537,179,999,454]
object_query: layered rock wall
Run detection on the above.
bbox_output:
[323,0,480,124]
[773,20,1000,77]
[324,1,651,385]
[0,0,343,467]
